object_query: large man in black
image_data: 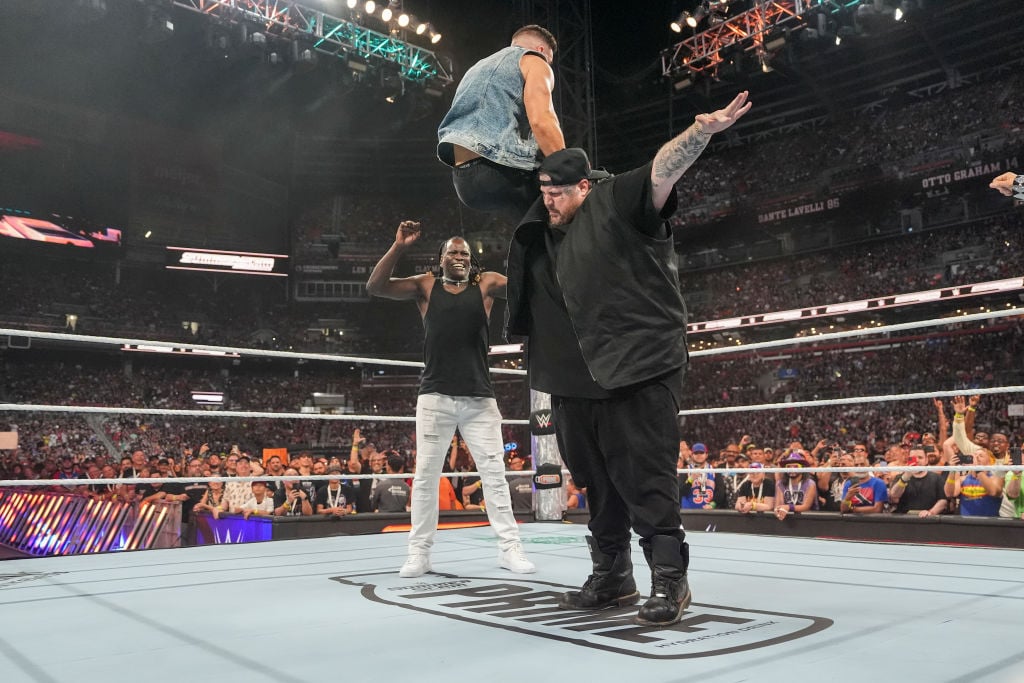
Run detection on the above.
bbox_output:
[504,92,751,626]
[367,222,535,578]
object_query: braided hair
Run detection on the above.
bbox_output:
[432,236,483,285]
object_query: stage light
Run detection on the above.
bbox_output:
[397,13,410,27]
[430,29,442,44]
[381,7,392,21]
[670,12,688,33]
[689,3,708,27]
[894,7,904,20]
[364,1,375,14]
[347,0,357,7]
[415,21,428,35]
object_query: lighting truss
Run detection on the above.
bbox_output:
[662,0,858,79]
[171,0,452,84]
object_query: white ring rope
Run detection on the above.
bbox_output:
[2,306,1019,369]
[690,308,1022,358]
[0,403,530,425]
[0,328,529,376]
[2,465,1021,489]
[3,386,1020,423]
[676,385,1024,416]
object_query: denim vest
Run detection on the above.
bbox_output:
[437,46,545,171]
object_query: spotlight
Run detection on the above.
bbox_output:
[670,12,688,33]
[689,3,708,27]
[397,13,410,27]
[364,1,375,14]
[430,29,442,44]
[347,0,357,7]
[894,6,904,20]
[835,34,842,45]
[415,21,428,35]
[381,7,392,21]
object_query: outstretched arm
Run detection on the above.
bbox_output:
[650,91,751,212]
[366,221,430,301]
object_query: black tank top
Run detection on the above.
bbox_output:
[419,279,495,398]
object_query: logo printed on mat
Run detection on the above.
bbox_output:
[330,573,831,658]
[0,571,67,589]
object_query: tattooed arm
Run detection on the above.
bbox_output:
[651,91,752,212]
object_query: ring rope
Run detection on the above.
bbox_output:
[690,308,1021,358]
[3,386,1020,422]
[676,385,1024,416]
[2,306,1018,368]
[2,465,1021,489]
[0,328,528,376]
[0,403,531,425]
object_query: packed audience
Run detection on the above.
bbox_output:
[4,387,1021,527]
[2,203,1021,359]
[678,211,1024,320]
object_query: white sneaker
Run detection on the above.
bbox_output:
[498,542,536,574]
[399,553,431,578]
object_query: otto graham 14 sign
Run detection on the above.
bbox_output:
[330,572,831,659]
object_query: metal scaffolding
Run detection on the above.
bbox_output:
[662,1,854,79]
[518,0,597,162]
[169,0,452,84]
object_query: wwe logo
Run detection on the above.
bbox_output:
[531,410,555,435]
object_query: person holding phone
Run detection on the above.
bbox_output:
[888,445,947,517]
[945,396,1003,517]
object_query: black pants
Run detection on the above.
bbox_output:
[452,157,539,222]
[552,381,685,558]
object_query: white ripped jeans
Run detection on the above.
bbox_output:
[408,393,521,553]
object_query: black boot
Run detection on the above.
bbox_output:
[559,536,640,610]
[635,535,692,626]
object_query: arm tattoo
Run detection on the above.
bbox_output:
[652,123,713,186]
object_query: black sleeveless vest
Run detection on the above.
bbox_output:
[420,279,495,398]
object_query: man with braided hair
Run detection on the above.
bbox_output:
[367,221,535,577]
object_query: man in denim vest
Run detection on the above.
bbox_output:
[437,25,565,220]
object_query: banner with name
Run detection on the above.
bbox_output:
[918,155,1019,191]
[757,197,842,224]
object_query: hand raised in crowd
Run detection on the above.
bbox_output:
[394,220,421,248]
[951,395,967,414]
[968,395,981,409]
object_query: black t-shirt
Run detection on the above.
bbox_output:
[894,472,946,513]
[135,483,164,498]
[525,163,678,399]
[508,475,534,513]
[736,478,776,504]
[272,487,305,515]
[315,484,357,511]
[820,474,848,512]
[161,481,187,496]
